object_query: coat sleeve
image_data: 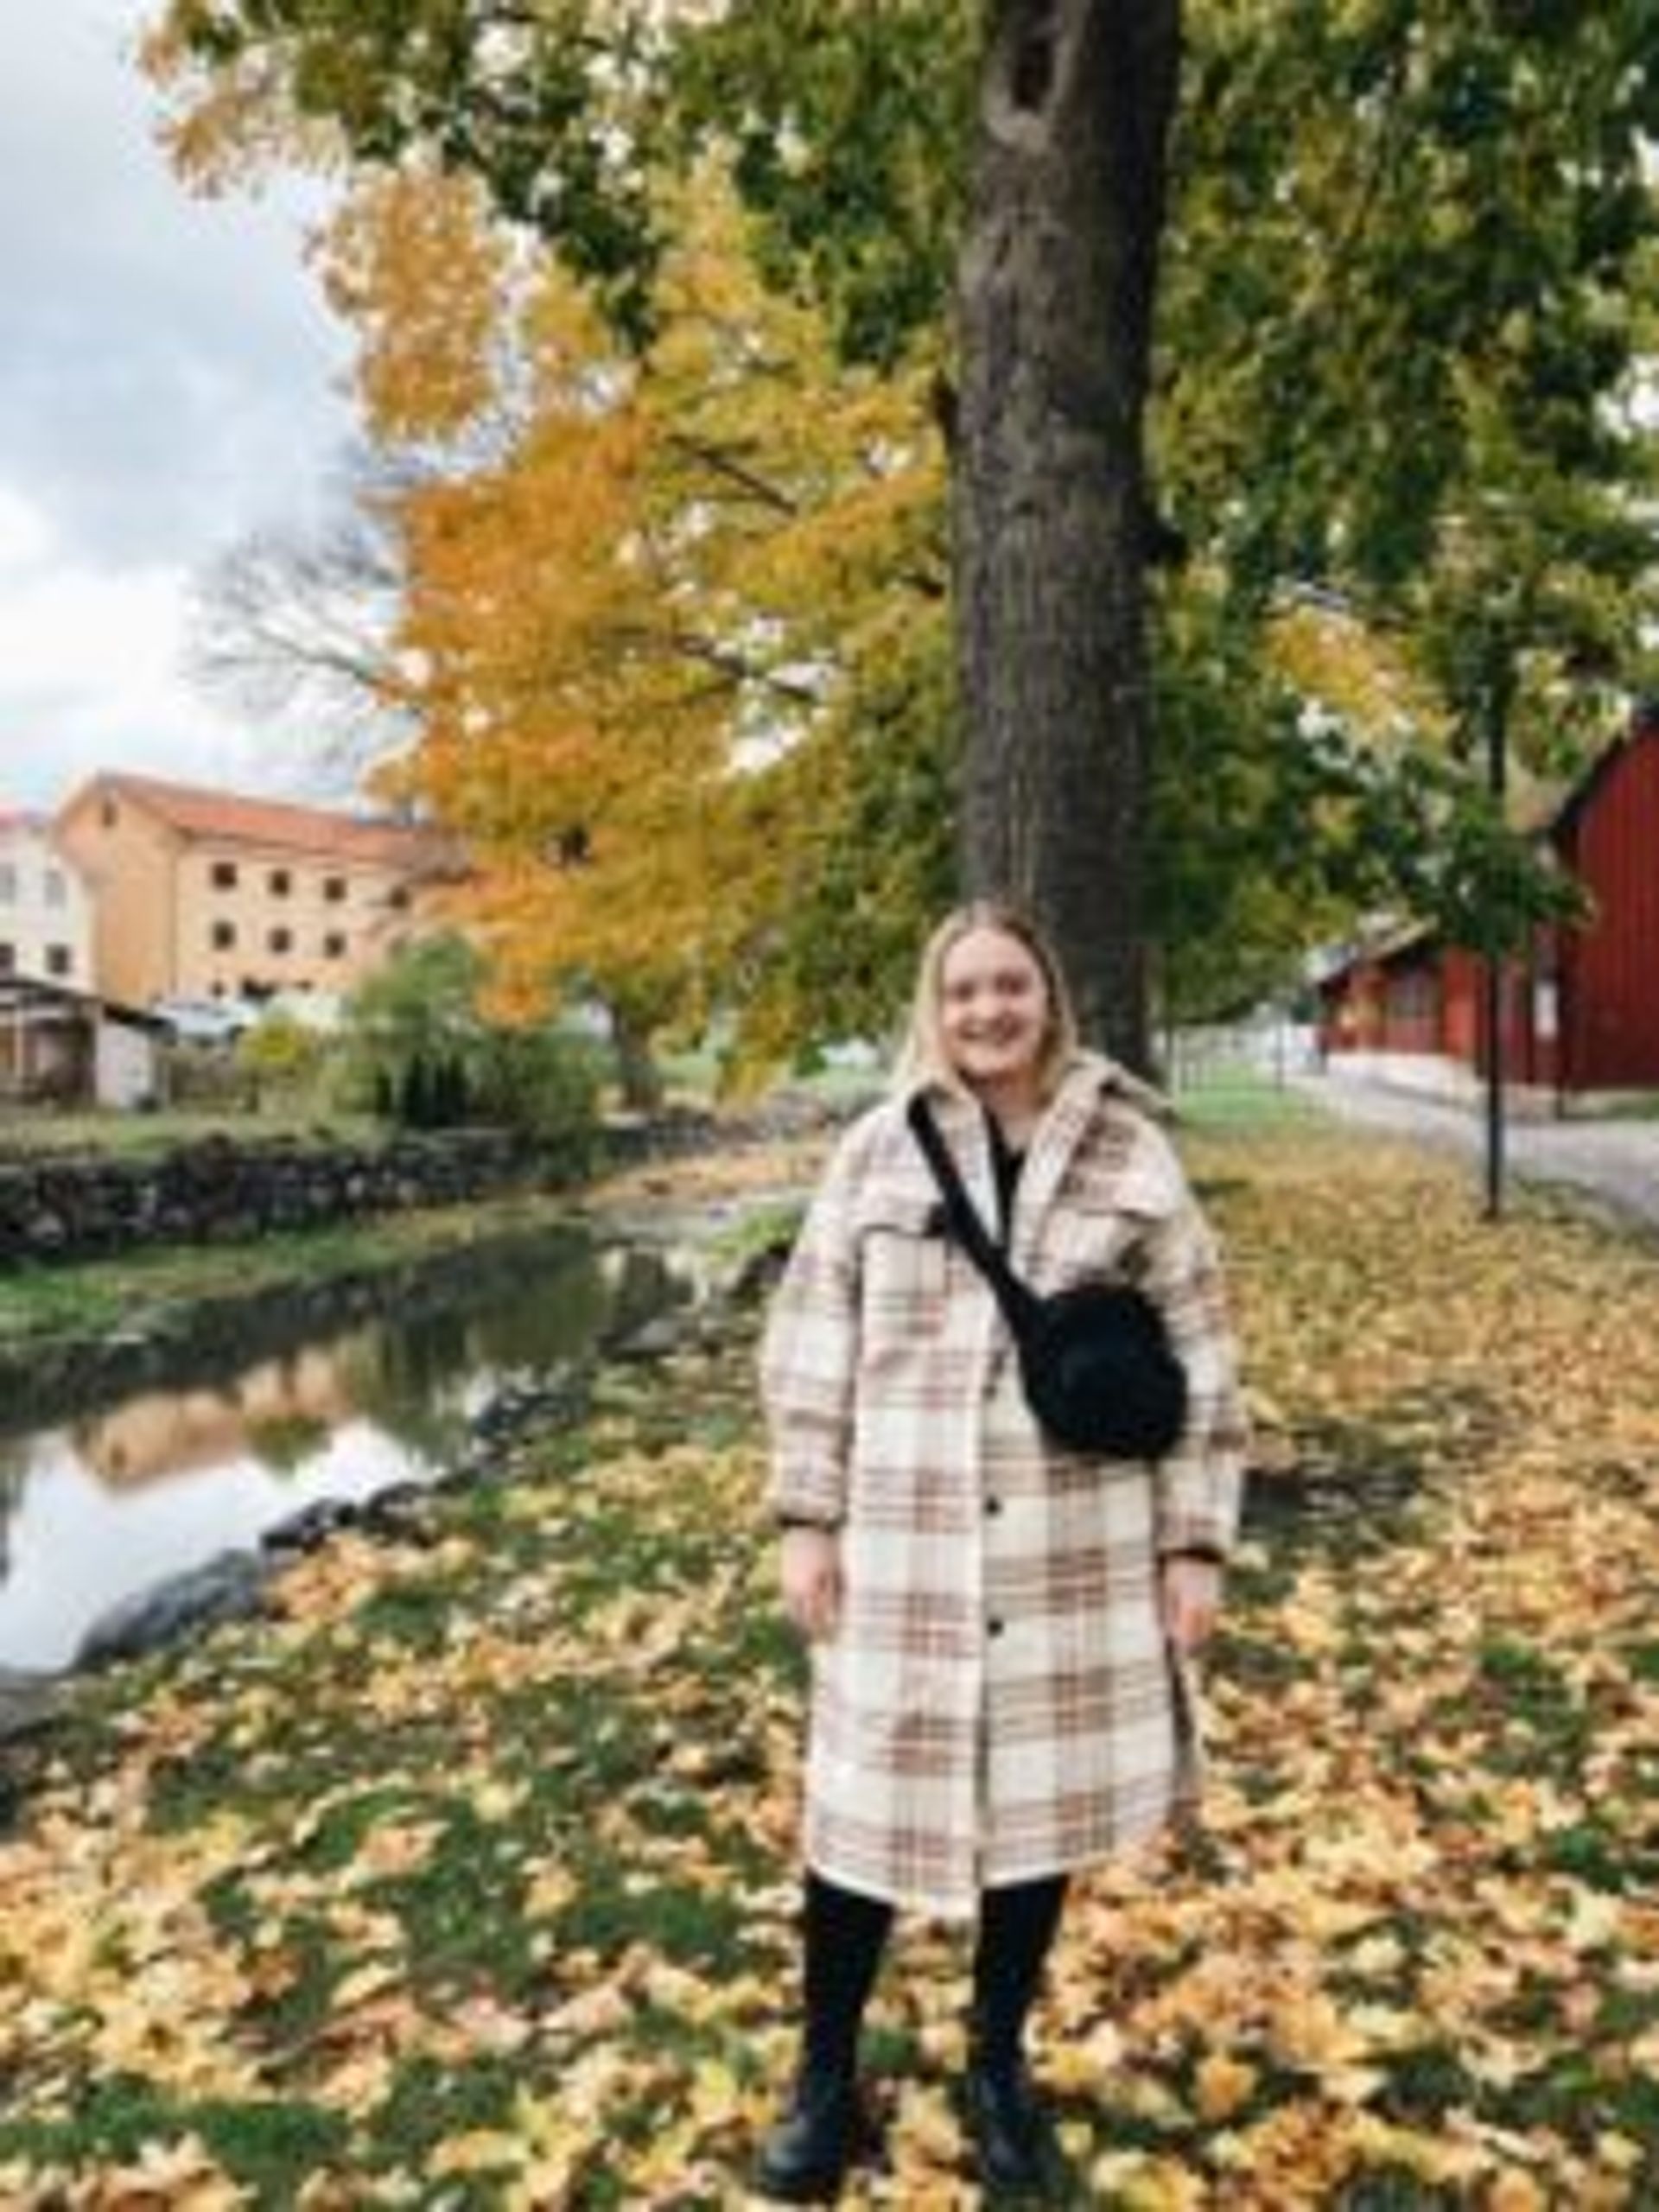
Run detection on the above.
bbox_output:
[759,1124,869,1528]
[1140,1179,1249,1560]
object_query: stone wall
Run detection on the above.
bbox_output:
[0,1128,532,1268]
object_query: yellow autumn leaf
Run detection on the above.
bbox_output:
[2,1126,1657,2206]
[1463,2037,1548,2090]
[310,2041,400,2116]
[1487,2170,1549,2212]
[330,1960,405,2012]
[429,2128,525,2178]
[1350,2114,1488,2187]
[1562,1888,1624,1953]
[1319,2063,1388,2106]
[887,2081,962,2168]
[1044,2020,1127,2093]
[1193,2051,1258,2121]
[523,1861,579,1917]
[348,1819,441,1882]
[685,2056,747,2129]
[1594,2133,1644,2174]
[1344,1933,1408,1978]
[1265,1991,1368,2071]
[1111,2156,1210,2212]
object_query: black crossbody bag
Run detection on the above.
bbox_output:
[906,1094,1188,1461]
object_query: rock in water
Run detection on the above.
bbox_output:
[75,1551,269,1670]
[0,1667,67,1742]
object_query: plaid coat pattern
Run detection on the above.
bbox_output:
[761,1053,1247,1917]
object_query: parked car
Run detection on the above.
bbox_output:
[149,995,258,1044]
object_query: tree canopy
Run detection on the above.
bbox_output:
[145,0,1659,1063]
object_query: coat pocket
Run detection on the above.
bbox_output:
[857,1192,950,1347]
[1039,1162,1178,1294]
[1043,1205,1156,1295]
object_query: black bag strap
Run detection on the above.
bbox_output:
[906,1095,1039,1335]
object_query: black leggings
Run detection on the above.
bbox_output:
[802,1869,1067,2079]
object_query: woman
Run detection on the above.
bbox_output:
[757,904,1247,2202]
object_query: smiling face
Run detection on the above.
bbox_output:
[938,925,1052,1102]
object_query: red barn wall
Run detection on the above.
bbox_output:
[1560,732,1659,1088]
[1441,950,1482,1067]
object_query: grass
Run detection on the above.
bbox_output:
[0,1119,1656,2205]
[1560,1088,1659,1121]
[0,1184,588,1354]
[1171,1062,1330,1133]
[0,1105,379,1161]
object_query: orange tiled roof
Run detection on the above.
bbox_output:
[79,772,455,873]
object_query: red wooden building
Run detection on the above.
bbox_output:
[1319,706,1659,1096]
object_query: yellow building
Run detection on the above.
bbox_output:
[55,772,458,1012]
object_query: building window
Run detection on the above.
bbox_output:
[46,944,72,979]
[212,861,238,890]
[388,885,411,912]
[269,926,293,954]
[101,798,118,829]
[323,932,348,960]
[0,865,15,904]
[0,943,14,974]
[43,868,67,908]
[212,920,237,951]
[324,876,347,903]
[270,868,292,896]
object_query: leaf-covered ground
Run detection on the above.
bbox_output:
[1,1122,1655,2209]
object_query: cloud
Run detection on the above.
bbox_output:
[0,483,347,812]
[0,486,56,572]
[0,0,362,810]
[0,0,352,559]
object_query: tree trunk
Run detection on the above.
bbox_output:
[955,0,1182,1070]
[609,1000,664,1115]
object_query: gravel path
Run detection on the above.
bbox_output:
[1294,1070,1659,1234]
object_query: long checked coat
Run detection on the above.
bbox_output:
[761,1053,1247,1918]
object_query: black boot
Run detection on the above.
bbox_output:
[753,2064,867,2203]
[968,1876,1071,2197]
[757,1875,892,2199]
[964,2052,1071,2202]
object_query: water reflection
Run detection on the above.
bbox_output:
[0,1235,683,1671]
[78,1351,355,1487]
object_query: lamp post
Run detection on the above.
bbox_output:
[1481,658,1515,1222]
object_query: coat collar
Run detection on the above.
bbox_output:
[907,1050,1170,1134]
[1013,1053,1172,1267]
[906,1052,1173,1265]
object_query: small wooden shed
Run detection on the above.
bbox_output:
[0,976,165,1109]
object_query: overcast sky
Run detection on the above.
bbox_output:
[0,1,363,817]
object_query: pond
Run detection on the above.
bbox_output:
[0,1226,692,1674]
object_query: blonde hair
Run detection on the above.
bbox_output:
[893,900,1081,1098]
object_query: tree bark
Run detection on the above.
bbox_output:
[955,0,1182,1069]
[609,998,665,1115]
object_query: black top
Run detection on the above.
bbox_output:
[984,1110,1027,1251]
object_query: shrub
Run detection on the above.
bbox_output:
[341,936,601,1167]
[475,1025,604,1167]
[235,1013,329,1108]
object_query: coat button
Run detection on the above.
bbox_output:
[988,1616,1006,1638]
[985,1495,1002,1516]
